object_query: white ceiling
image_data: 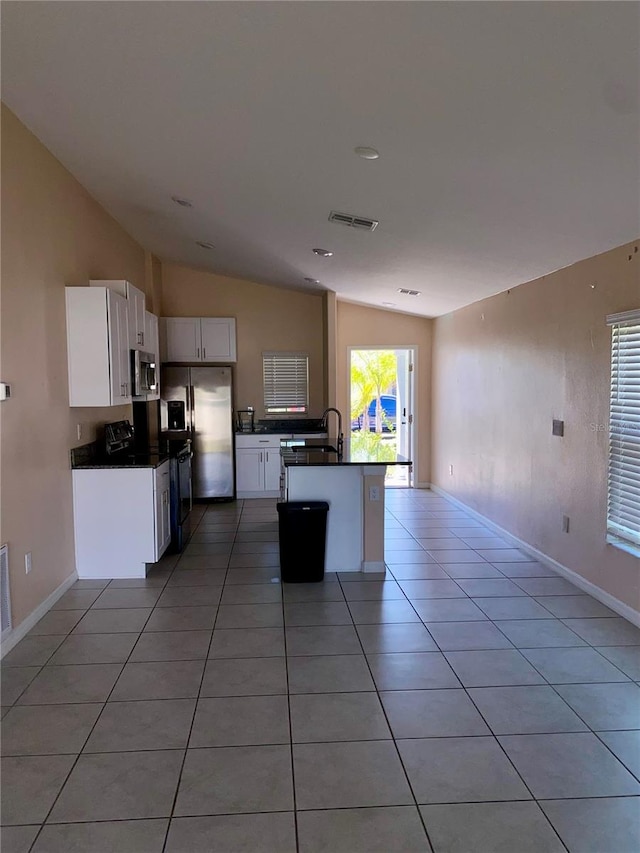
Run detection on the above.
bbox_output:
[2,1,639,317]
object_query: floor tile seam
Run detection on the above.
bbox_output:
[279,575,300,853]
[557,620,640,650]
[502,649,638,747]
[487,618,591,651]
[1,663,46,708]
[164,539,229,840]
[8,794,637,830]
[448,673,569,848]
[338,573,437,852]
[23,704,108,846]
[29,594,164,839]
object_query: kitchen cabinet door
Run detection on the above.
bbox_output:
[200,318,237,362]
[109,290,132,405]
[154,462,171,559]
[263,448,282,492]
[164,318,202,362]
[66,286,132,406]
[235,449,264,493]
[90,279,146,350]
[128,283,146,349]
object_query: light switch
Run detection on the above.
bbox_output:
[552,419,564,437]
[369,485,380,502]
[0,382,11,401]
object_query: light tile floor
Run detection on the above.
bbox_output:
[2,489,640,852]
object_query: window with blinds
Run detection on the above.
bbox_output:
[263,352,309,414]
[607,309,640,549]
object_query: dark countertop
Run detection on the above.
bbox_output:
[236,418,326,435]
[281,437,411,467]
[71,441,177,470]
[72,452,170,470]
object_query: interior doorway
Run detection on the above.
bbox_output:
[348,347,416,487]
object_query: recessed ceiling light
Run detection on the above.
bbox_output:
[312,248,333,257]
[354,146,380,160]
[171,196,193,208]
[304,277,320,284]
[196,240,215,250]
[397,288,421,296]
[382,302,396,307]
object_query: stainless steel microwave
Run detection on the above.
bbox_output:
[131,350,157,397]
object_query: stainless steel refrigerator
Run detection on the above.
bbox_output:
[160,366,234,500]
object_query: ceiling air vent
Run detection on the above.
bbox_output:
[398,288,422,296]
[329,211,379,232]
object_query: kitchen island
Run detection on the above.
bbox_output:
[281,438,411,574]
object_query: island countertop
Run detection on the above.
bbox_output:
[281,437,411,467]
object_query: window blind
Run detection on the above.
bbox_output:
[607,309,640,548]
[263,352,309,414]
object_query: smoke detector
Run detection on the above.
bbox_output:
[312,248,333,257]
[329,211,379,232]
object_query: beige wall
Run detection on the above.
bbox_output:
[160,263,326,419]
[336,301,433,485]
[1,106,146,629]
[431,241,640,611]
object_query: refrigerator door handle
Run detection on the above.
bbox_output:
[190,385,196,430]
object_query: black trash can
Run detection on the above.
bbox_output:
[277,501,329,582]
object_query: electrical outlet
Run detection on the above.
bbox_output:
[25,552,32,574]
[562,515,570,533]
[76,423,83,441]
[449,464,454,476]
[369,485,380,502]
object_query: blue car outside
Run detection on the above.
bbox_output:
[351,395,397,431]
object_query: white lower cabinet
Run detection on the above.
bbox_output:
[235,435,285,498]
[235,432,327,498]
[72,461,171,578]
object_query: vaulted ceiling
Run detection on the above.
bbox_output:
[3,1,638,316]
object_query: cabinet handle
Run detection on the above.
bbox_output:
[197,347,200,359]
[203,348,206,360]
[260,452,263,463]
[266,452,269,462]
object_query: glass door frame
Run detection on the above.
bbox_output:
[347,345,417,488]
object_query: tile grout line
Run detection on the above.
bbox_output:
[161,500,241,852]
[25,570,166,851]
[338,573,437,852]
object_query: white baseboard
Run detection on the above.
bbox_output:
[0,572,78,658]
[363,560,385,574]
[414,482,431,490]
[429,484,640,628]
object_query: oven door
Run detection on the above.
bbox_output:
[177,449,193,523]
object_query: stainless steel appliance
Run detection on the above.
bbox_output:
[170,443,193,550]
[160,366,234,499]
[131,350,157,398]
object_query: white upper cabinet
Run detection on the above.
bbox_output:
[161,317,237,363]
[90,279,147,350]
[66,286,131,406]
[163,318,201,362]
[200,318,237,362]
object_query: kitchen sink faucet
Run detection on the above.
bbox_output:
[321,407,344,455]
